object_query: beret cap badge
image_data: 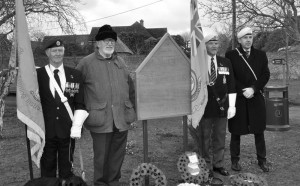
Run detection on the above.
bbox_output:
[44,39,64,50]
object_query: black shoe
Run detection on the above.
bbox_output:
[213,167,230,176]
[258,162,269,172]
[231,162,242,171]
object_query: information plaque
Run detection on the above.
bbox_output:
[135,33,191,120]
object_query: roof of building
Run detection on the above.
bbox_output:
[89,20,167,42]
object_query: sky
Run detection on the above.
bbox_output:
[77,0,191,35]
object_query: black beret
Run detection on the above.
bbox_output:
[95,24,117,41]
[44,39,64,50]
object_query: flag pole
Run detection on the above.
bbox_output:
[183,116,188,152]
[25,125,34,180]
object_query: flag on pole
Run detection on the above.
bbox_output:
[15,0,45,168]
[189,0,208,128]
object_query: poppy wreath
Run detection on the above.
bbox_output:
[129,163,167,186]
[229,173,268,186]
[177,153,210,184]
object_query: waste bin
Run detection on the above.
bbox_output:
[264,85,290,131]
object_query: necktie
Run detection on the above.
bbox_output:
[210,57,216,84]
[246,50,250,58]
[54,69,61,103]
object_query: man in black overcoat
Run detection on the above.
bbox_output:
[197,34,236,177]
[225,27,270,172]
[38,39,86,178]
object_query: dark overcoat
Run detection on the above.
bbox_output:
[225,46,270,135]
[37,66,85,139]
[203,56,235,118]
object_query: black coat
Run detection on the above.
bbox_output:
[225,46,270,135]
[203,56,235,118]
[37,66,85,139]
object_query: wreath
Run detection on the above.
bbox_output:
[177,153,210,184]
[229,173,268,186]
[129,163,167,186]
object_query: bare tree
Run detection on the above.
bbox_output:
[0,0,86,38]
[199,0,300,41]
[30,30,47,41]
[181,31,190,51]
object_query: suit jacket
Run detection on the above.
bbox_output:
[37,65,85,139]
[203,56,235,118]
[225,46,270,134]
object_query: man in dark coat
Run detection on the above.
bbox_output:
[76,25,136,186]
[225,27,270,172]
[38,39,86,178]
[197,33,236,177]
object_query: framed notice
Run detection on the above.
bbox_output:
[135,33,191,120]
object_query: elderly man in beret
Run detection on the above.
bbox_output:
[225,27,270,172]
[38,39,87,178]
[196,33,236,177]
[76,24,136,186]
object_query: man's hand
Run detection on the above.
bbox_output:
[242,87,254,99]
[227,106,236,119]
[70,126,81,139]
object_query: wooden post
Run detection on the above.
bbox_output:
[143,120,149,185]
[183,116,188,152]
[25,125,33,180]
[285,30,289,86]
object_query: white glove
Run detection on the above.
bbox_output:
[227,106,236,119]
[227,93,237,119]
[70,109,89,139]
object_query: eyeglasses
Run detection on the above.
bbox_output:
[103,40,115,45]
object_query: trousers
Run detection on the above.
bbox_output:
[230,133,267,163]
[40,137,74,178]
[90,129,128,186]
[198,117,227,169]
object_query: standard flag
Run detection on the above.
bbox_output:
[189,0,208,128]
[15,0,45,168]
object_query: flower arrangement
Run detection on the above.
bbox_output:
[129,163,167,186]
[229,173,268,186]
[177,153,210,184]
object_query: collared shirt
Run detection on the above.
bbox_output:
[49,64,66,97]
[243,48,251,54]
[208,55,217,77]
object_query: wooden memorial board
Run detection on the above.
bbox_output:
[135,33,191,120]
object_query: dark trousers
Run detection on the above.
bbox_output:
[90,129,128,186]
[198,117,227,169]
[230,133,267,164]
[40,137,74,178]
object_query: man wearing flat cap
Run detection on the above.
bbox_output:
[76,24,136,186]
[196,33,236,177]
[38,38,87,178]
[225,27,270,172]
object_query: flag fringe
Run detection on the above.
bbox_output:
[17,109,45,168]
